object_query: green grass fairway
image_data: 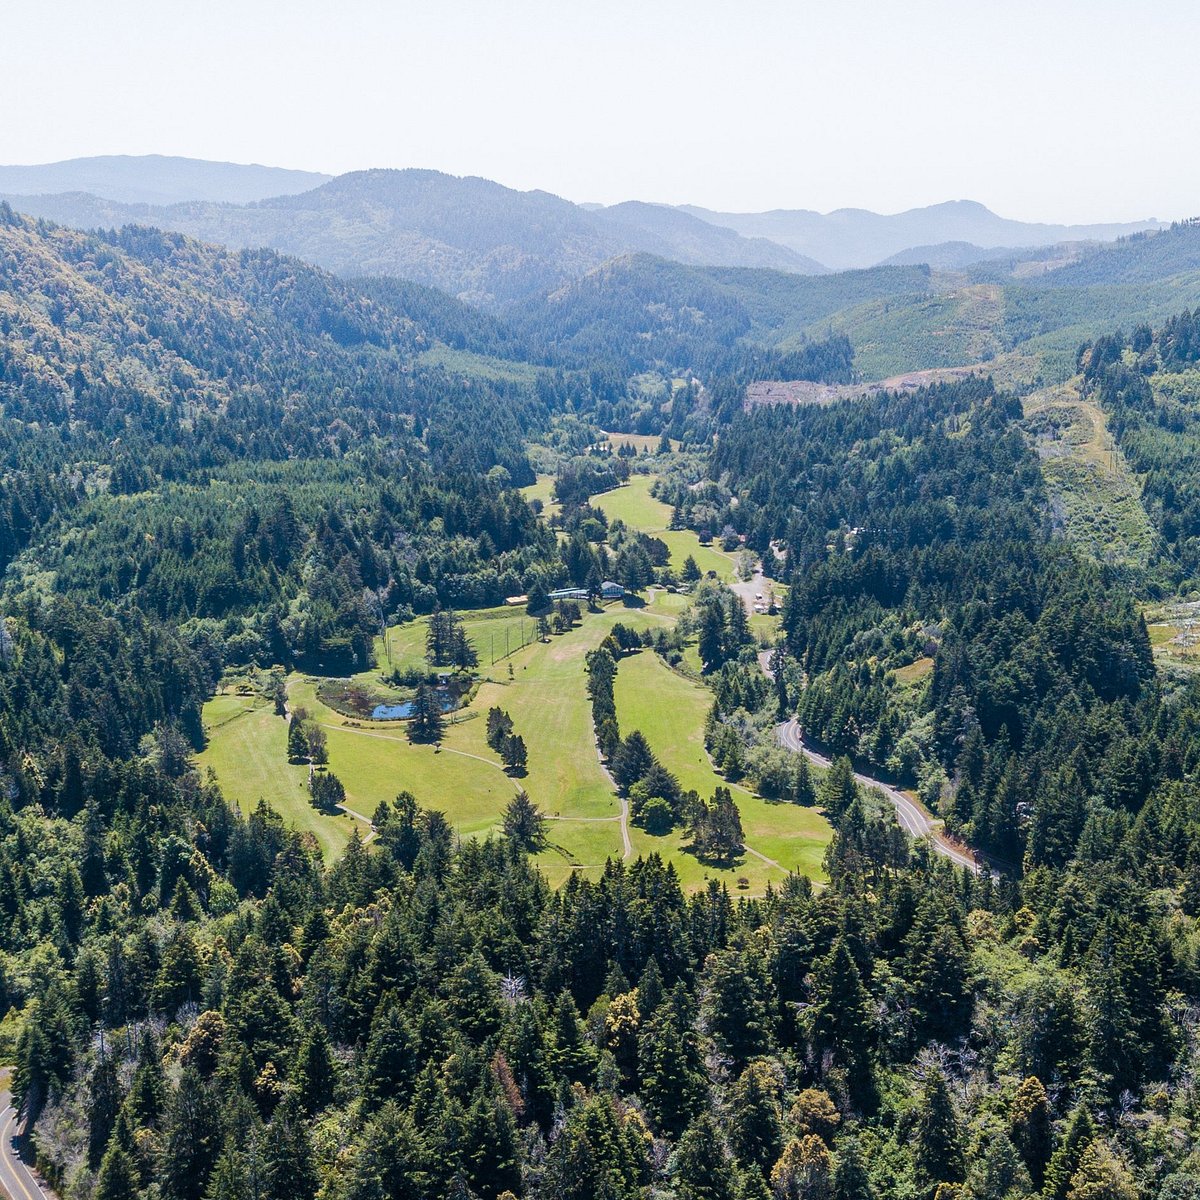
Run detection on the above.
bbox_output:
[591,474,736,579]
[520,474,561,520]
[451,603,677,814]
[201,583,825,892]
[536,819,626,888]
[615,650,831,887]
[196,693,358,862]
[285,675,510,832]
[379,607,539,676]
[594,473,674,529]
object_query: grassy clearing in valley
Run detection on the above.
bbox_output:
[196,692,358,862]
[592,474,735,580]
[520,473,561,520]
[615,649,831,890]
[203,603,680,885]
[600,431,676,453]
[200,521,824,890]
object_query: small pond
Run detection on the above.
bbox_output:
[371,690,457,721]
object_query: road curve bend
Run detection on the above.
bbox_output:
[776,719,982,874]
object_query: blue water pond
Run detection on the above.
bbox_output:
[371,690,457,721]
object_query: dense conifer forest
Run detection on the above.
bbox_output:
[3,199,1200,1200]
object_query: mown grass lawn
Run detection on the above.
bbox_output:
[377,606,539,677]
[196,692,358,862]
[614,650,831,887]
[520,473,561,520]
[444,603,676,881]
[591,474,736,580]
[200,570,826,892]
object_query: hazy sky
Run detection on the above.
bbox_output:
[4,0,1195,222]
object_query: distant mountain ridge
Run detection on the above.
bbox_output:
[591,201,828,273]
[0,154,331,205]
[679,198,1163,270]
[0,167,822,306]
[0,155,1172,307]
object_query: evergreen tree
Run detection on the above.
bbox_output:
[699,604,727,674]
[833,1139,874,1200]
[340,1102,427,1200]
[963,1131,1031,1200]
[612,731,655,790]
[293,1024,336,1114]
[161,1067,220,1200]
[461,1088,520,1200]
[527,581,550,616]
[912,1069,963,1197]
[408,683,446,743]
[819,757,858,822]
[1066,1142,1136,1200]
[1009,1075,1052,1186]
[1044,1107,1096,1200]
[676,1113,736,1200]
[727,1060,783,1171]
[486,707,514,753]
[638,1003,706,1137]
[770,1135,833,1200]
[95,1138,140,1200]
[502,789,545,850]
[502,732,528,774]
[701,948,770,1070]
[362,997,416,1110]
[264,1094,319,1200]
[310,769,346,812]
[287,711,311,762]
[206,1144,252,1200]
[808,937,873,1095]
[548,991,595,1085]
[87,1050,122,1168]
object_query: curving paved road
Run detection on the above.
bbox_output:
[0,1092,52,1200]
[776,719,982,873]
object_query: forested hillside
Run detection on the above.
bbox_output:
[0,206,574,673]
[506,248,1200,385]
[7,190,1200,1200]
[8,178,1200,388]
[1078,306,1200,582]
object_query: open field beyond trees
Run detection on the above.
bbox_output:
[591,473,737,580]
